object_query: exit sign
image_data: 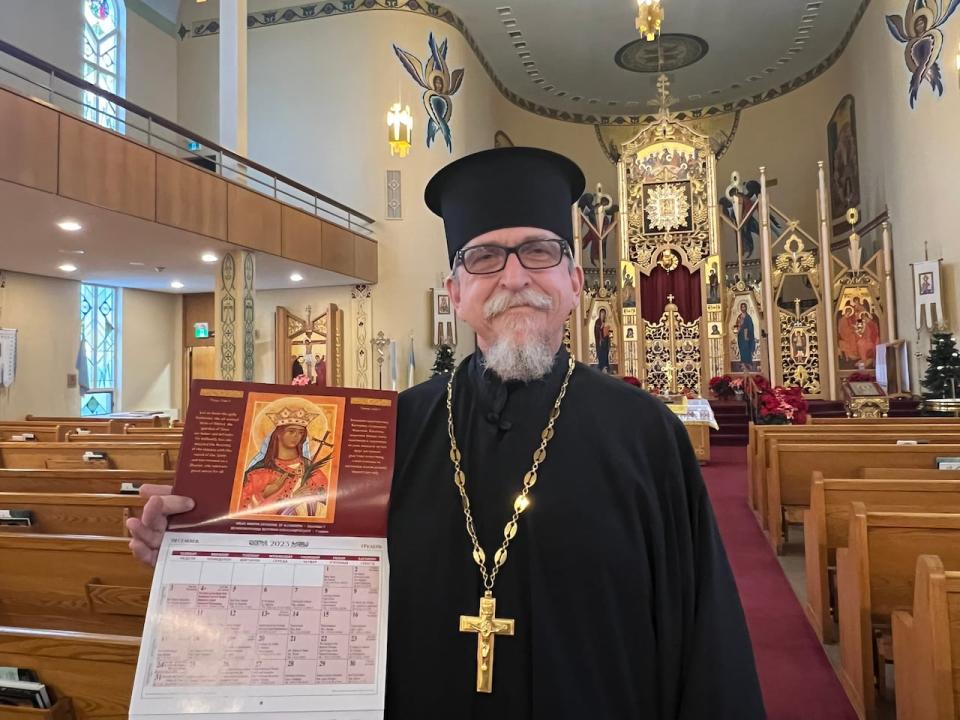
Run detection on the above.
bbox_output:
[194,322,209,338]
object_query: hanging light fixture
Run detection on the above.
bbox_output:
[387,102,413,158]
[636,0,664,42]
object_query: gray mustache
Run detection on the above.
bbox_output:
[483,289,553,320]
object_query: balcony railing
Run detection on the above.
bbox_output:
[0,38,374,235]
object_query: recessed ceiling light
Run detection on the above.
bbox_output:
[129,261,145,266]
[290,273,304,282]
[171,280,184,289]
[201,252,219,263]
[57,220,82,232]
[58,263,77,272]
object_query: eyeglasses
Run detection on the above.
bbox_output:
[455,238,570,275]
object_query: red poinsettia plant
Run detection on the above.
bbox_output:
[709,374,744,400]
[757,384,808,425]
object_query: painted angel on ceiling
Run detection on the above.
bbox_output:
[885,0,960,108]
[393,34,464,152]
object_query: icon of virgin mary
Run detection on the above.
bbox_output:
[239,405,333,518]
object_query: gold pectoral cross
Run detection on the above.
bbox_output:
[459,591,515,693]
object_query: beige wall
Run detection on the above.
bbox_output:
[0,271,81,419]
[0,273,182,420]
[121,288,181,414]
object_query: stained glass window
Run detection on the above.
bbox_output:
[82,0,126,131]
[80,284,120,416]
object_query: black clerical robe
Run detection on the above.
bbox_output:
[386,348,765,719]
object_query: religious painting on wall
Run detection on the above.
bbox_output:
[913,259,945,329]
[836,287,881,370]
[729,294,762,373]
[827,95,860,225]
[586,299,620,375]
[884,0,960,108]
[394,33,464,152]
[230,393,345,523]
[577,185,619,295]
[620,261,637,308]
[704,255,721,306]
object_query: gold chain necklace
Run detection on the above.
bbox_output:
[445,354,575,693]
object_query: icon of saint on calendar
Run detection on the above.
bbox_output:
[229,394,345,523]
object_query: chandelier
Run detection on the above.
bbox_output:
[387,102,413,158]
[636,0,663,42]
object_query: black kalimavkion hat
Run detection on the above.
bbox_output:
[424,147,586,266]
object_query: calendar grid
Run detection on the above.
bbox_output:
[149,551,381,689]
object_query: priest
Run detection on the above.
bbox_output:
[128,147,765,718]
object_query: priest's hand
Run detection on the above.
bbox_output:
[126,484,195,567]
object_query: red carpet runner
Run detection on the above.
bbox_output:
[702,446,857,720]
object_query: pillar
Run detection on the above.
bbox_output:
[219,0,248,180]
[214,250,256,382]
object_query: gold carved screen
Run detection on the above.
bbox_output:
[616,95,722,387]
[768,216,826,397]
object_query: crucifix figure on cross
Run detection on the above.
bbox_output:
[459,591,515,693]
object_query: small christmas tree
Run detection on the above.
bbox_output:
[431,344,456,377]
[921,331,960,398]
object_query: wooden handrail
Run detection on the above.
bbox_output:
[0,37,375,226]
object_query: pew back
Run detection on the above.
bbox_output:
[750,425,960,516]
[0,625,139,720]
[0,532,152,635]
[0,492,145,536]
[0,468,173,494]
[837,506,960,719]
[765,442,960,552]
[861,467,960,480]
[0,442,178,470]
[803,475,960,642]
[891,555,960,720]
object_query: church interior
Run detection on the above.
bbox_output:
[1,0,960,717]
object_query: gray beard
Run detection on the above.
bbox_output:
[482,331,557,382]
[481,288,558,382]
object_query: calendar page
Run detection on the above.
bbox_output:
[130,380,397,719]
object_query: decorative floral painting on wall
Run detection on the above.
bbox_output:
[394,33,464,152]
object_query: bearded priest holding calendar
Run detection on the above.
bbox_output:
[386,147,764,719]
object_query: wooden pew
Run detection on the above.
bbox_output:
[0,442,178,470]
[123,426,182,435]
[64,432,182,444]
[836,505,960,719]
[891,555,960,719]
[765,442,960,553]
[0,532,152,635]
[26,414,169,428]
[0,469,172,494]
[803,474,960,642]
[0,625,139,720]
[749,425,960,519]
[0,423,59,442]
[0,492,146,536]
[862,467,960,480]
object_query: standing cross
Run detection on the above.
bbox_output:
[459,591,515,693]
